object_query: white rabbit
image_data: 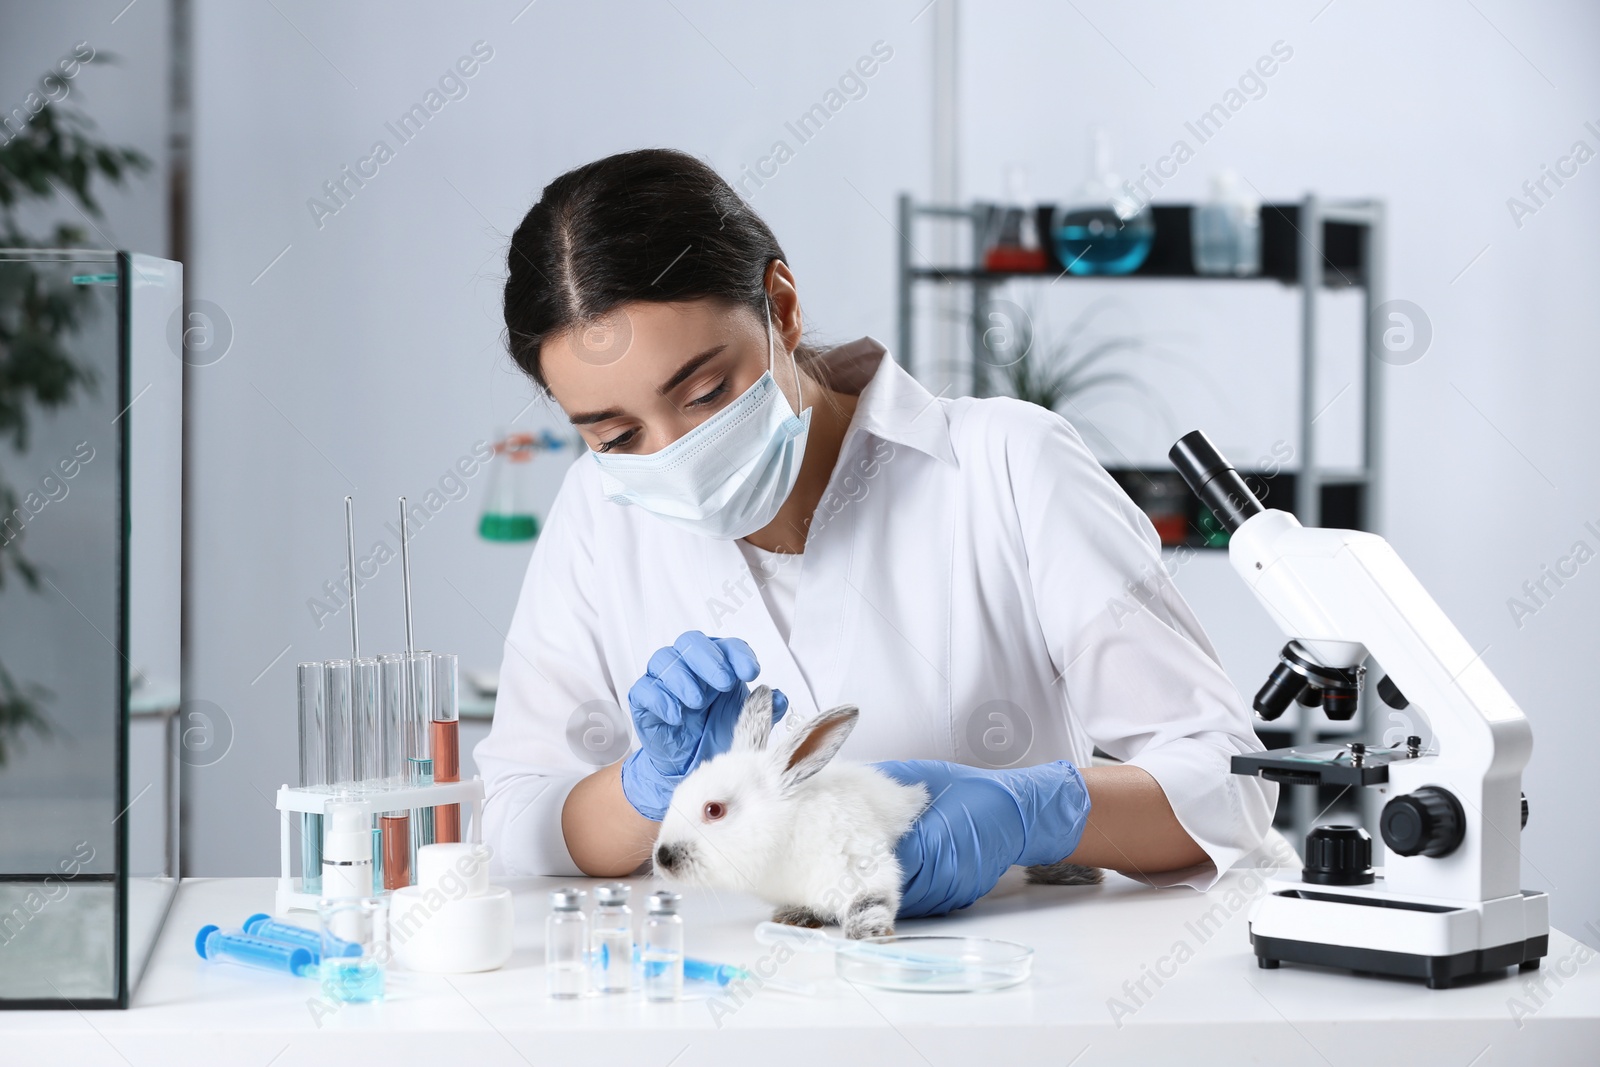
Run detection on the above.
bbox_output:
[653,685,926,939]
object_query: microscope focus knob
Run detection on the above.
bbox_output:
[1302,824,1375,885]
[1381,787,1466,858]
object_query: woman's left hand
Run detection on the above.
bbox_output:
[874,759,1092,918]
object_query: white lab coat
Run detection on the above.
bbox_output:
[474,338,1277,887]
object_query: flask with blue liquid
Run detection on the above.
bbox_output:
[1050,128,1153,276]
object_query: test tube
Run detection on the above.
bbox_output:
[324,660,356,788]
[404,651,435,859]
[297,661,328,895]
[352,657,382,786]
[377,654,413,890]
[350,655,383,891]
[431,652,461,843]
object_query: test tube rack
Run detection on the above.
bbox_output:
[274,778,486,914]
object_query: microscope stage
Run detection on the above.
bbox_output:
[1232,743,1411,787]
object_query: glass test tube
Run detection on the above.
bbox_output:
[352,656,384,893]
[431,652,461,843]
[403,651,435,860]
[377,654,413,890]
[297,662,328,895]
[324,660,356,788]
[352,657,383,786]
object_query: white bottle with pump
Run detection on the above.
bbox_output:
[321,796,373,901]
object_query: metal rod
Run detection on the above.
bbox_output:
[897,192,913,373]
[344,495,360,660]
[1293,194,1321,848]
[399,496,414,654]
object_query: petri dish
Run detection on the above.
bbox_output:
[834,935,1033,993]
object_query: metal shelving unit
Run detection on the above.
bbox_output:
[894,193,1387,842]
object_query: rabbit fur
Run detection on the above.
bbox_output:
[653,686,927,939]
[652,686,1105,937]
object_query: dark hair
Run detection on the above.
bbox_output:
[503,148,822,391]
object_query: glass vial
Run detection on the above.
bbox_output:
[546,888,588,999]
[430,652,461,843]
[641,891,683,1002]
[318,896,388,1003]
[297,661,328,895]
[591,883,633,994]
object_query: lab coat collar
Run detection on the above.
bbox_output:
[818,337,957,467]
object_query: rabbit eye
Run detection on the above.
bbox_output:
[703,801,727,822]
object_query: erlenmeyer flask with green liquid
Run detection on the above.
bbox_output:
[479,430,569,542]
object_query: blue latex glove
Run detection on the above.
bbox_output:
[875,759,1091,918]
[620,631,788,821]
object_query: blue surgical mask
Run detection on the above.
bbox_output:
[592,295,812,540]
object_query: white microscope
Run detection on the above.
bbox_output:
[1169,431,1548,989]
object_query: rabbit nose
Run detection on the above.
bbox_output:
[655,843,680,872]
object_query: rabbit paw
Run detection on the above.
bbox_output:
[1024,860,1104,886]
[771,904,830,929]
[842,896,895,940]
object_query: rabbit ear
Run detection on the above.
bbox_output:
[773,704,858,791]
[732,685,776,752]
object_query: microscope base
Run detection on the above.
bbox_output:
[1252,931,1548,989]
[1247,874,1550,989]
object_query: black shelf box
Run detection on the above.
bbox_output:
[1032,204,1367,286]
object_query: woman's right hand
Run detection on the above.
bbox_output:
[619,630,788,820]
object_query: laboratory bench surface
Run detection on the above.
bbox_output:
[4,856,1597,1067]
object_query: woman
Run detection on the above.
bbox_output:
[475,148,1276,917]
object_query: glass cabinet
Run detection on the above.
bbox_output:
[0,250,183,1008]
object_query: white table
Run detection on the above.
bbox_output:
[5,858,1597,1066]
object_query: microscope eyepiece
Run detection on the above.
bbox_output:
[1168,431,1265,535]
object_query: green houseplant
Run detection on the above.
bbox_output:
[0,69,149,764]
